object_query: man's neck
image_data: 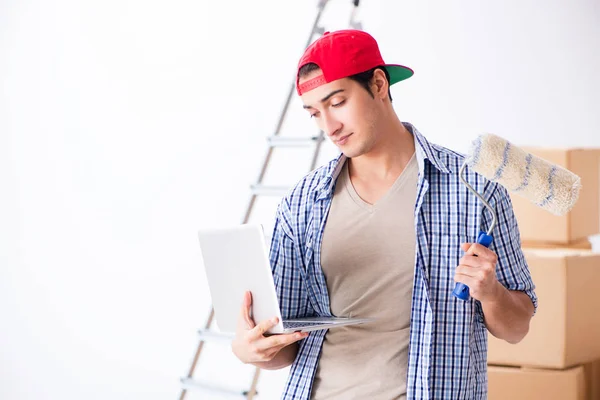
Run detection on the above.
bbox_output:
[348,118,416,183]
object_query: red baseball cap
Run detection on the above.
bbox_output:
[296,29,414,96]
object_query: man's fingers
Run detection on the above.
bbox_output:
[240,291,255,329]
[456,265,476,278]
[462,243,496,262]
[455,274,477,289]
[255,331,308,351]
[462,242,484,256]
[459,255,485,268]
[263,335,305,360]
[250,316,279,339]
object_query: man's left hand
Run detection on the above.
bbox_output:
[454,243,503,303]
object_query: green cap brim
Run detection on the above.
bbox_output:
[384,65,414,85]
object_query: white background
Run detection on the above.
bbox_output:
[1,0,599,399]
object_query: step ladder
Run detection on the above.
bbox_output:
[178,1,362,398]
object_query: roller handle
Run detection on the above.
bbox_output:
[452,231,494,301]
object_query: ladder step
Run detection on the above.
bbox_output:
[198,329,235,343]
[180,378,256,397]
[250,184,290,197]
[267,135,322,147]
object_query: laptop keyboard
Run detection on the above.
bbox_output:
[283,321,331,329]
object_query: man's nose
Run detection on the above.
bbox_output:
[322,114,342,137]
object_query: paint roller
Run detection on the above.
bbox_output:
[452,134,582,301]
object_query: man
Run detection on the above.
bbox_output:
[232,29,537,399]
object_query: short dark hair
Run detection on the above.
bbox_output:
[297,63,393,102]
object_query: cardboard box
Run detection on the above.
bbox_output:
[510,148,600,244]
[488,365,587,400]
[585,359,600,400]
[488,362,600,400]
[488,249,600,368]
[521,238,593,250]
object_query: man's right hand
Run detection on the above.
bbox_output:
[231,291,308,365]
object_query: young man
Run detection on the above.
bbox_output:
[232,29,537,399]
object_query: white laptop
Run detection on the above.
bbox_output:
[198,223,373,334]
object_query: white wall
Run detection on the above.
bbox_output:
[1,0,599,399]
[363,0,600,150]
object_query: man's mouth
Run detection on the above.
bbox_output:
[335,133,353,145]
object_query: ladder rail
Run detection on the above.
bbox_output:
[242,1,330,225]
[179,1,362,398]
[308,130,326,171]
[178,310,214,400]
[272,0,330,138]
[246,367,261,400]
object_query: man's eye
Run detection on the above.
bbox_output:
[310,112,319,118]
[332,100,346,107]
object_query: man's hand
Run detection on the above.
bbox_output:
[454,243,535,343]
[454,243,503,303]
[231,291,308,365]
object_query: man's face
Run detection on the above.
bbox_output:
[299,70,381,159]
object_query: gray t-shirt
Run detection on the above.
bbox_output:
[311,153,418,400]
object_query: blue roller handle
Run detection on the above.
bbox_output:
[452,231,494,301]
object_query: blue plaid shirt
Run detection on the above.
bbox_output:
[268,123,537,400]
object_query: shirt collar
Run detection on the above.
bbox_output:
[409,122,451,175]
[315,122,450,200]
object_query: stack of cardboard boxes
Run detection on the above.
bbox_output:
[487,148,600,400]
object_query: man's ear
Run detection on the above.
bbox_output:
[372,68,389,99]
